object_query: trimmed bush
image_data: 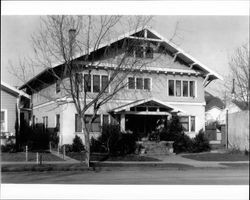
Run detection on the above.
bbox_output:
[1,143,16,153]
[72,135,85,152]
[192,130,210,153]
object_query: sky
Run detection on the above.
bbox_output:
[1,15,249,97]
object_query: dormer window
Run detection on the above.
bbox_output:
[135,46,144,58]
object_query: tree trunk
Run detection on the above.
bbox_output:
[81,117,90,167]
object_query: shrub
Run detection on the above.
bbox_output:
[93,124,137,156]
[72,135,85,152]
[1,143,16,153]
[192,129,211,153]
[148,131,160,142]
[160,116,184,141]
[173,133,194,154]
[62,144,73,154]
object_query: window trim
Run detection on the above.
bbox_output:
[1,109,8,132]
[179,115,196,132]
[128,76,152,91]
[83,73,109,93]
[56,80,61,94]
[168,79,196,98]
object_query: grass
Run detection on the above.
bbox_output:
[220,163,249,168]
[182,152,249,162]
[1,152,64,162]
[67,152,160,162]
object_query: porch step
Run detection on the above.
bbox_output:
[140,141,174,155]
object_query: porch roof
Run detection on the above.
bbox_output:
[109,98,186,114]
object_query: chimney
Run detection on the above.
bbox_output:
[69,29,76,57]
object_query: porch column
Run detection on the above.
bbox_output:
[120,113,125,132]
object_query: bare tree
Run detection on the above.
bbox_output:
[11,15,180,167]
[226,43,249,109]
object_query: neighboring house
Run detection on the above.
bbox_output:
[19,28,222,145]
[1,81,30,144]
[205,91,225,125]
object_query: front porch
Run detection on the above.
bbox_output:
[110,98,186,139]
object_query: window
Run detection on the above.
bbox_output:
[102,115,109,125]
[1,110,7,132]
[191,116,195,132]
[179,116,189,131]
[144,78,151,90]
[85,115,101,132]
[76,73,83,91]
[183,81,188,97]
[75,114,101,132]
[179,116,196,132]
[176,80,181,96]
[56,114,60,131]
[56,80,61,93]
[168,80,174,96]
[190,81,195,97]
[32,115,35,128]
[101,75,109,92]
[128,77,135,89]
[93,75,100,93]
[135,46,144,58]
[84,74,91,92]
[145,47,153,58]
[136,78,143,89]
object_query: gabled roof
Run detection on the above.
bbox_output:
[20,27,223,91]
[1,81,30,99]
[205,91,225,111]
[110,97,186,114]
[232,100,249,111]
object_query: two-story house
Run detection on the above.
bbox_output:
[19,28,222,145]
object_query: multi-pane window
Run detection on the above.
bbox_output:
[136,78,143,90]
[84,74,91,92]
[128,77,151,91]
[127,45,154,59]
[179,116,189,131]
[168,80,174,96]
[101,76,109,92]
[190,81,195,97]
[183,81,188,97]
[93,75,100,93]
[176,80,181,96]
[75,114,101,132]
[128,77,135,89]
[144,78,151,90]
[168,80,195,97]
[179,116,196,132]
[56,80,61,93]
[1,110,7,132]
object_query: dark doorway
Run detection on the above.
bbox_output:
[125,115,167,139]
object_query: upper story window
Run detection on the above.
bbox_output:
[168,79,196,97]
[128,77,151,91]
[76,73,83,92]
[56,80,61,93]
[84,74,109,93]
[127,45,154,59]
[135,46,144,58]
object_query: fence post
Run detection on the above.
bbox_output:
[226,109,229,149]
[36,152,39,164]
[25,145,28,162]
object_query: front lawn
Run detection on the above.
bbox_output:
[1,152,64,162]
[182,152,249,162]
[67,152,160,162]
